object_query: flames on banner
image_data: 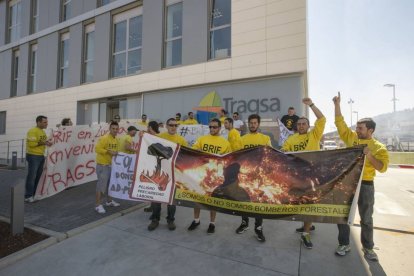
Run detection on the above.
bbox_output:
[175,146,364,205]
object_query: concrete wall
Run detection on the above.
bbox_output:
[0,0,6,46]
[16,42,29,97]
[36,32,59,92]
[68,23,83,86]
[0,49,12,100]
[94,13,111,82]
[38,0,60,31]
[389,152,414,165]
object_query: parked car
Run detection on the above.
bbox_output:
[323,140,338,150]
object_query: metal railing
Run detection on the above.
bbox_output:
[0,139,26,166]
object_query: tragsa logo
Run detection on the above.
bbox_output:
[192,91,223,125]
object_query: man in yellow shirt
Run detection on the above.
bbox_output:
[218,109,228,124]
[224,118,242,151]
[94,121,121,214]
[282,98,326,249]
[236,114,271,242]
[138,114,148,126]
[188,118,231,234]
[118,126,138,154]
[25,115,52,202]
[333,92,389,261]
[148,118,188,232]
[183,111,198,125]
[175,113,184,125]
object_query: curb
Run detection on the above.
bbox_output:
[0,203,146,269]
[389,164,414,169]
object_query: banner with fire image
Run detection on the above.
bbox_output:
[172,145,365,224]
[129,133,181,204]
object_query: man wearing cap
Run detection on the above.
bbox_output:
[119,126,138,154]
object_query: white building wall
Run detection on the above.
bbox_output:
[0,0,307,144]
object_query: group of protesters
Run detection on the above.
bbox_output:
[24,92,388,262]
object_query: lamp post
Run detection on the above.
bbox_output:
[353,111,359,126]
[384,84,397,113]
[348,98,354,127]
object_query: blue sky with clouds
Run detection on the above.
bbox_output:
[307,0,414,132]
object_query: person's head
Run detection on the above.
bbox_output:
[223,162,241,185]
[175,113,181,121]
[232,112,239,120]
[147,120,160,134]
[109,121,119,137]
[288,107,295,116]
[219,109,226,117]
[113,115,121,122]
[36,115,48,129]
[166,118,178,135]
[224,118,233,130]
[141,114,147,122]
[127,126,138,137]
[296,117,310,134]
[61,118,72,126]
[188,112,194,119]
[158,122,164,128]
[209,118,221,136]
[356,118,376,139]
[248,114,261,133]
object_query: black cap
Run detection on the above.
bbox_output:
[127,126,138,131]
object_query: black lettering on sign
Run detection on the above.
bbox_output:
[202,144,222,154]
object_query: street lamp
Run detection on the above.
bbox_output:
[384,84,397,113]
[348,98,354,127]
[353,111,359,125]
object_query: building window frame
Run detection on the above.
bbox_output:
[208,0,231,60]
[58,32,70,88]
[7,0,22,43]
[30,0,39,34]
[61,0,72,22]
[163,0,183,68]
[83,23,95,83]
[0,111,6,135]
[11,49,19,97]
[111,7,143,78]
[28,43,38,94]
[97,0,111,7]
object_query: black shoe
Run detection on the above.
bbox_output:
[188,220,200,231]
[148,220,159,231]
[296,225,316,233]
[144,206,153,212]
[301,234,313,249]
[236,221,249,234]
[255,226,266,242]
[167,221,176,231]
[207,223,215,234]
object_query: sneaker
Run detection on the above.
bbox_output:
[335,244,351,256]
[295,225,316,233]
[301,233,313,249]
[236,221,249,234]
[95,205,106,214]
[105,200,120,207]
[188,220,200,231]
[167,221,176,231]
[207,223,215,234]
[24,197,34,203]
[362,248,378,261]
[144,206,153,212]
[148,220,159,231]
[255,226,266,242]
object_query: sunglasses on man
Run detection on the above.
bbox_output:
[168,124,179,127]
[209,126,220,129]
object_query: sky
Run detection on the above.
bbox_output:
[307,0,414,132]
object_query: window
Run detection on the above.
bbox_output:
[98,0,111,7]
[209,0,231,59]
[59,33,70,88]
[28,44,37,93]
[83,23,95,83]
[112,7,143,78]
[11,49,19,97]
[0,111,6,135]
[31,0,39,34]
[164,0,182,67]
[8,0,22,43]
[61,0,71,22]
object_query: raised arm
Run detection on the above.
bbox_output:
[303,98,324,119]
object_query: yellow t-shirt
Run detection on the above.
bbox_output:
[183,119,198,125]
[138,120,148,126]
[158,132,188,147]
[228,128,243,151]
[192,135,231,155]
[95,134,119,165]
[241,132,272,149]
[335,115,389,181]
[176,120,184,125]
[219,117,227,124]
[26,127,48,156]
[282,117,326,152]
[118,134,135,154]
